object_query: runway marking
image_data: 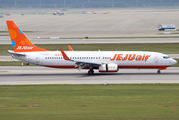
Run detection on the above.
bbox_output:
[86,31,93,34]
[115,14,143,28]
[0,71,8,72]
[20,80,72,85]
[10,70,23,72]
[0,59,5,61]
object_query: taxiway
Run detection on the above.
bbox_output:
[0,38,179,44]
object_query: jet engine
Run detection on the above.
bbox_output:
[99,64,118,72]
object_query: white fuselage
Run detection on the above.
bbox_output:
[12,51,176,69]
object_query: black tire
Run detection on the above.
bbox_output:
[157,70,161,74]
[88,69,94,75]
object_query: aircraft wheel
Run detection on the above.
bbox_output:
[157,70,161,74]
[88,69,94,75]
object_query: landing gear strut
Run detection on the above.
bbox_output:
[88,69,94,75]
[157,70,161,74]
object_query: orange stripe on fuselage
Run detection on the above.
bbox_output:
[118,65,170,69]
[42,65,170,69]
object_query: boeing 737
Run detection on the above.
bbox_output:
[6,20,177,75]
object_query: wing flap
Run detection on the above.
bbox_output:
[75,60,102,66]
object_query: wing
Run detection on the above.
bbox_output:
[60,49,102,69]
[74,60,102,68]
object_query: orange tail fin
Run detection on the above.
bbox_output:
[6,20,49,52]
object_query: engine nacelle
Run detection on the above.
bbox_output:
[99,64,118,72]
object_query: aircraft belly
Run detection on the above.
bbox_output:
[115,60,171,68]
[13,55,28,63]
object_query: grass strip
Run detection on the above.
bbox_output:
[170,33,179,34]
[1,43,179,56]
[0,31,34,33]
[172,59,179,67]
[0,35,10,36]
[0,31,9,33]
[60,37,84,39]
[0,59,178,66]
[0,84,179,119]
[0,61,37,66]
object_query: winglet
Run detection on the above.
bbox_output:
[68,45,74,51]
[60,49,71,60]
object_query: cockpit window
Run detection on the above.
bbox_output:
[163,56,170,59]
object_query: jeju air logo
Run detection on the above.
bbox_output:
[17,46,34,50]
[110,54,151,61]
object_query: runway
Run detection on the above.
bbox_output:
[1,10,179,39]
[0,66,178,85]
[1,10,179,44]
[0,38,179,44]
[1,10,179,85]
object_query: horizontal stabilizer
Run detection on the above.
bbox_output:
[5,50,26,56]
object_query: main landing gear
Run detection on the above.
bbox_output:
[88,69,94,75]
[157,70,161,74]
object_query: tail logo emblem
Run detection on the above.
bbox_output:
[17,46,34,50]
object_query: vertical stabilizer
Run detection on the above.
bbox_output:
[6,20,49,52]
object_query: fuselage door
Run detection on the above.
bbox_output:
[36,54,40,64]
[154,55,158,63]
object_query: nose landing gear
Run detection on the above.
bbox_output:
[88,69,94,75]
[157,68,166,74]
[157,70,161,74]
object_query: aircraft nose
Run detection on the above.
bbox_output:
[171,59,177,65]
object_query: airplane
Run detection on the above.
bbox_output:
[6,20,177,75]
